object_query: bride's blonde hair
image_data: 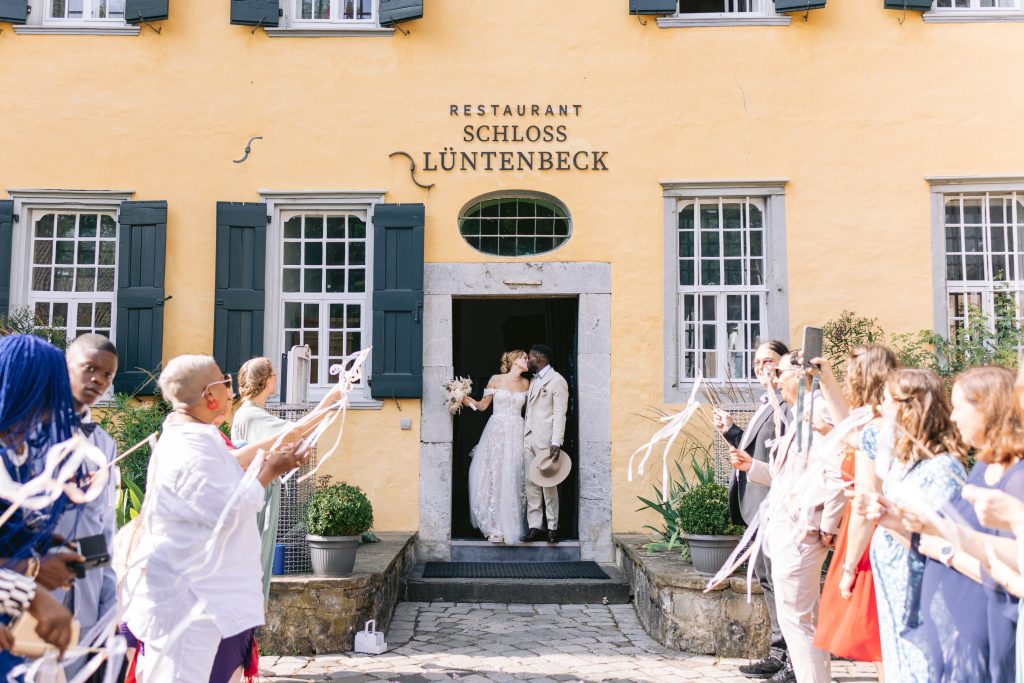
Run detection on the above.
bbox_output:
[500,349,527,374]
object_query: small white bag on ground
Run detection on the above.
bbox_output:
[354,619,387,654]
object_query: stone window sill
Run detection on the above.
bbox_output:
[923,11,1024,22]
[14,24,140,35]
[657,15,791,27]
[266,26,394,37]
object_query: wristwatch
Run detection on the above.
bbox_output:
[936,543,955,567]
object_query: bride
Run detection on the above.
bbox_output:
[462,350,530,544]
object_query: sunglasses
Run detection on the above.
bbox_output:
[204,373,233,394]
[773,367,801,378]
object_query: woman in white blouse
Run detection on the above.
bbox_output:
[124,355,307,683]
[232,357,342,599]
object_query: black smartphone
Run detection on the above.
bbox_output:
[67,534,111,579]
[802,326,824,368]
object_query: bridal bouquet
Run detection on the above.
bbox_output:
[443,376,473,415]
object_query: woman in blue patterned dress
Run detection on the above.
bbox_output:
[854,368,968,683]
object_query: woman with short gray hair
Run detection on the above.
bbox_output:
[125,355,307,683]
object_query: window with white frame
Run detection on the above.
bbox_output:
[942,192,1024,337]
[49,0,125,20]
[295,0,374,21]
[279,211,369,390]
[677,197,768,382]
[934,0,1019,9]
[676,0,777,15]
[28,211,117,344]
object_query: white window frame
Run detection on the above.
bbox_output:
[15,0,140,35]
[261,190,385,408]
[6,188,131,341]
[928,178,1024,341]
[268,0,395,37]
[925,0,1024,22]
[659,0,791,27]
[662,180,789,402]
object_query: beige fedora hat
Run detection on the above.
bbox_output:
[529,450,572,487]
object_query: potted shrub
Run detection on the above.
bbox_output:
[305,480,374,577]
[677,482,744,575]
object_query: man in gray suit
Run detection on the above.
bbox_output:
[714,340,790,681]
[522,344,569,544]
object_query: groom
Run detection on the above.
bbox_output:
[522,344,569,544]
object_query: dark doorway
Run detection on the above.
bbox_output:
[451,297,579,541]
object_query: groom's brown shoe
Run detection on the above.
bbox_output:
[547,529,558,544]
[522,528,544,543]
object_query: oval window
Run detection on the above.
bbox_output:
[459,193,571,256]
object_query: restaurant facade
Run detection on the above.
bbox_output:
[3,0,1024,562]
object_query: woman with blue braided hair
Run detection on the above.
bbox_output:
[0,334,81,671]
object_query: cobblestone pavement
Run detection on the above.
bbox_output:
[261,603,878,682]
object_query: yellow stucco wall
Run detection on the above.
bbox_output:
[3,0,1024,533]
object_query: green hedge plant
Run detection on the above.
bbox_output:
[305,480,374,537]
[676,482,744,537]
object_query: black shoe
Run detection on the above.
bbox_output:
[547,529,558,544]
[522,528,544,543]
[765,659,795,683]
[739,653,785,679]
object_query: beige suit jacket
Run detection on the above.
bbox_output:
[524,368,569,449]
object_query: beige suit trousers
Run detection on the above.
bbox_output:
[524,441,559,530]
[765,526,831,683]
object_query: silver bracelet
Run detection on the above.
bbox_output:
[0,568,36,619]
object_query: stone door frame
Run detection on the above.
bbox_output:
[418,262,613,562]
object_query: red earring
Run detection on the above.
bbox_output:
[207,398,221,411]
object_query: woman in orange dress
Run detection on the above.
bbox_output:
[811,345,898,680]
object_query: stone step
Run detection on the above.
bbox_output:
[450,540,581,562]
[401,562,632,605]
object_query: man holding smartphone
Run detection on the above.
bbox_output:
[53,334,120,680]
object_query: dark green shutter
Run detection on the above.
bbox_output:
[0,1,28,23]
[883,0,932,10]
[125,0,168,23]
[114,201,168,395]
[379,0,421,26]
[774,0,826,10]
[371,204,424,399]
[214,202,267,379]
[0,201,12,317]
[629,0,676,14]
[230,0,280,26]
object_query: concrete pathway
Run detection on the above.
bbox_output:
[261,603,878,682]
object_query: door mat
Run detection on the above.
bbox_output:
[422,561,610,580]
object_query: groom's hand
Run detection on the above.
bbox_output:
[550,446,560,460]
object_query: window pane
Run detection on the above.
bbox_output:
[326,242,345,265]
[964,226,984,252]
[749,231,763,257]
[304,269,322,292]
[946,256,963,281]
[57,215,76,238]
[326,269,344,292]
[315,0,329,18]
[283,269,300,292]
[700,204,719,231]
[54,268,73,292]
[945,226,962,252]
[750,259,764,286]
[33,268,52,291]
[348,269,365,293]
[100,215,116,238]
[679,231,694,258]
[75,268,96,292]
[723,203,742,230]
[701,295,717,320]
[700,231,720,257]
[749,204,763,229]
[349,242,366,265]
[305,242,323,266]
[965,255,985,280]
[78,242,96,265]
[679,260,694,287]
[700,260,720,285]
[77,303,93,328]
[285,215,302,238]
[52,303,67,326]
[285,302,301,328]
[963,198,983,224]
[80,214,97,238]
[96,302,111,327]
[303,303,318,328]
[34,242,53,265]
[678,203,695,231]
[349,216,366,239]
[36,214,54,238]
[346,305,360,328]
[723,231,741,257]
[56,241,74,264]
[97,268,115,291]
[724,259,743,285]
[305,216,324,239]
[98,242,115,265]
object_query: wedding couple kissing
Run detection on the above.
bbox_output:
[462,345,570,545]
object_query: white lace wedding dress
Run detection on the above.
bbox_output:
[468,388,527,543]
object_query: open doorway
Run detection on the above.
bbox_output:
[451,297,580,541]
